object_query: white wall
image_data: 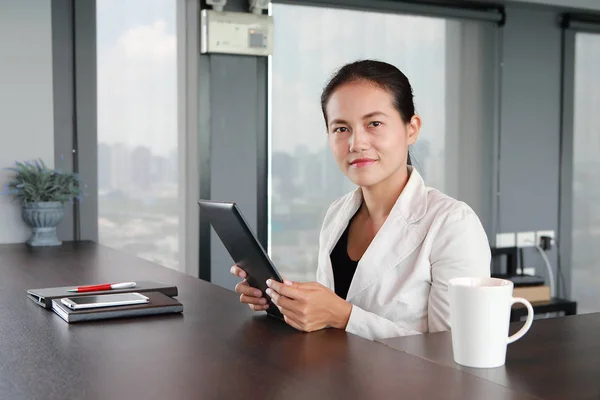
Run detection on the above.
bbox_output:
[0,0,54,243]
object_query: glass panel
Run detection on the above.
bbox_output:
[269,4,496,282]
[571,32,600,314]
[96,0,179,270]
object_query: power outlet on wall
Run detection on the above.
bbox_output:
[536,230,555,246]
[495,232,516,248]
[516,231,536,248]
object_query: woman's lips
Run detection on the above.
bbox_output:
[350,158,377,168]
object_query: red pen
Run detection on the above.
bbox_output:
[66,282,137,293]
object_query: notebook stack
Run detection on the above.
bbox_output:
[27,281,183,323]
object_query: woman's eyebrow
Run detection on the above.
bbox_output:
[329,118,348,127]
[330,112,387,127]
[362,111,387,119]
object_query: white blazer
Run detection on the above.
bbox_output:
[316,167,491,341]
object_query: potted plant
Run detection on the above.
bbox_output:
[3,159,84,247]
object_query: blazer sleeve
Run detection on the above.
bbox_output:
[345,305,423,340]
[427,205,491,333]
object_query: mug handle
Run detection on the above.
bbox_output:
[507,297,534,344]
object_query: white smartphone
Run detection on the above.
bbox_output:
[60,292,150,310]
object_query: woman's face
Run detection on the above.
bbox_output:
[326,80,421,188]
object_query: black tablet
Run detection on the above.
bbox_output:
[198,200,284,319]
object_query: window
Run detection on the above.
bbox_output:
[96,0,180,270]
[571,32,600,314]
[269,4,497,282]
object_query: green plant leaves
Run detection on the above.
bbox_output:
[3,158,84,204]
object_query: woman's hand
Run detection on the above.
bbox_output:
[265,279,352,332]
[230,265,269,312]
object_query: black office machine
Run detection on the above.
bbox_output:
[490,246,545,287]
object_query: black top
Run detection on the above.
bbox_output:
[330,223,359,300]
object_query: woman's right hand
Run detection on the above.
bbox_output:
[230,265,270,312]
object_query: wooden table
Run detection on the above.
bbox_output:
[0,242,536,400]
[379,313,600,400]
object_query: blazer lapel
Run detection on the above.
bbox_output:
[345,167,429,302]
[319,189,362,289]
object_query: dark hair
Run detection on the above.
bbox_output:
[320,59,414,166]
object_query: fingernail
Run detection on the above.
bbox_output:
[266,279,272,287]
[284,279,292,286]
[254,290,261,297]
[260,298,267,305]
[265,288,272,296]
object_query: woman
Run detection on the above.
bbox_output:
[231,60,491,340]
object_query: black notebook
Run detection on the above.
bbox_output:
[51,291,183,323]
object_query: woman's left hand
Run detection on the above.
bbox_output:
[265,279,352,332]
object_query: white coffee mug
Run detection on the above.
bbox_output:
[448,277,534,368]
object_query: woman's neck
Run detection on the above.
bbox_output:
[360,167,410,224]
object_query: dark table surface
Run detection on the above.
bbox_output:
[379,313,600,400]
[0,241,538,400]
